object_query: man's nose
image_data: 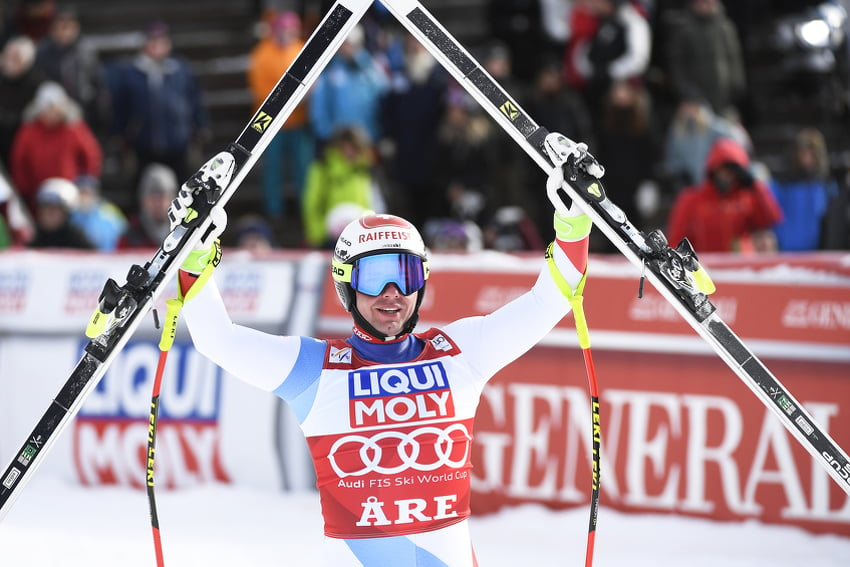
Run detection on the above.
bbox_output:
[380,283,402,296]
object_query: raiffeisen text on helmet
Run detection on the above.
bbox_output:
[359,230,411,243]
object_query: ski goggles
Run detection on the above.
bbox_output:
[333,253,428,296]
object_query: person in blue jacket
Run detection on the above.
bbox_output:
[769,127,839,252]
[107,20,209,199]
[308,24,388,150]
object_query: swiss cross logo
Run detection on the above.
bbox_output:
[348,362,455,427]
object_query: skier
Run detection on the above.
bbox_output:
[168,138,596,565]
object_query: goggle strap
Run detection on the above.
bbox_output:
[331,258,353,283]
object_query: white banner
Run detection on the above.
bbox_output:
[0,250,297,333]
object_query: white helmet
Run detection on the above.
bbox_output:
[332,213,429,339]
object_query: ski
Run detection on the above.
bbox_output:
[0,0,373,522]
[379,0,850,496]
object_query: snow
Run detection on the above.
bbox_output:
[2,474,849,566]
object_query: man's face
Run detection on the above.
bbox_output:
[51,16,80,46]
[143,36,172,61]
[355,284,417,337]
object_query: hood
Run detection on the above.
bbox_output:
[705,137,750,174]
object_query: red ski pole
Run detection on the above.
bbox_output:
[146,298,183,567]
[568,293,601,567]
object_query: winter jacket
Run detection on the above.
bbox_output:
[10,119,102,214]
[769,177,837,251]
[667,138,783,253]
[29,221,95,250]
[301,147,375,247]
[108,54,207,154]
[36,36,107,128]
[247,37,308,128]
[666,5,746,112]
[0,67,45,167]
[308,50,388,143]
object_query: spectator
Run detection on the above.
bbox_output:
[478,41,527,216]
[69,174,127,251]
[5,0,56,44]
[593,80,661,247]
[0,35,45,168]
[118,162,178,249]
[667,138,783,253]
[422,217,484,252]
[0,162,34,246]
[431,88,501,229]
[569,0,652,125]
[301,125,381,248]
[486,0,545,82]
[35,4,109,132]
[523,58,595,241]
[769,128,840,252]
[483,206,545,251]
[823,169,850,250]
[247,10,313,223]
[9,80,102,216]
[28,176,94,249]
[562,0,599,91]
[661,97,752,193]
[666,0,746,115]
[107,20,209,196]
[233,213,276,255]
[379,32,448,222]
[308,24,388,148]
[539,0,575,63]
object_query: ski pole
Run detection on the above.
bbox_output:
[146,298,183,567]
[568,294,601,567]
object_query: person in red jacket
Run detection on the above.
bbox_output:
[9,80,102,216]
[667,137,782,253]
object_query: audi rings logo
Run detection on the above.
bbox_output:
[328,423,471,477]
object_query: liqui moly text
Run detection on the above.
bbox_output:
[348,362,455,427]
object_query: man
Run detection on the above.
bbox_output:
[107,20,208,193]
[666,0,746,116]
[168,137,596,566]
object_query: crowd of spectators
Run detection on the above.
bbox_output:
[0,0,847,256]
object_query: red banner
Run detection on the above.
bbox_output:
[471,348,850,535]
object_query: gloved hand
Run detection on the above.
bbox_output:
[171,196,226,303]
[546,158,592,301]
[166,155,230,302]
[167,151,234,275]
[543,132,604,217]
[548,165,593,244]
[168,184,227,274]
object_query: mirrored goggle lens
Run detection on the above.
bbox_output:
[351,253,426,296]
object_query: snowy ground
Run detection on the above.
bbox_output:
[2,474,850,566]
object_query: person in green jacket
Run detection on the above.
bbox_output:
[302,125,382,248]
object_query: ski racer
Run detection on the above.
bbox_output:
[169,137,598,566]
